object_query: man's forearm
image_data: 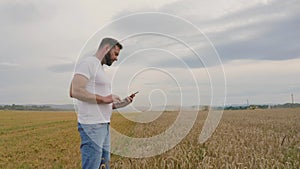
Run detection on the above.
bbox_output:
[113,97,131,109]
[71,88,111,104]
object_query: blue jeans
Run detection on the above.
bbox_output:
[78,123,110,169]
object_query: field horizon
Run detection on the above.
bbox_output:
[0,108,299,168]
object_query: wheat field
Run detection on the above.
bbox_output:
[0,108,299,168]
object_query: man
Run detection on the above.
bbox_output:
[70,38,135,169]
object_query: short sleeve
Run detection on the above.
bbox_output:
[74,61,91,79]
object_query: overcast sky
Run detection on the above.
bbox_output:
[0,0,299,107]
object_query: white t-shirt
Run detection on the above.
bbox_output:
[74,56,112,124]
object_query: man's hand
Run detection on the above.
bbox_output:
[112,94,121,102]
[112,93,137,109]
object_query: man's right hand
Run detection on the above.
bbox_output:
[112,94,121,102]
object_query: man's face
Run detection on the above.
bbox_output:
[105,45,120,66]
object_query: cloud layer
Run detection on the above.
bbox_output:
[0,0,299,106]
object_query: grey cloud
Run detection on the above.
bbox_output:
[0,64,73,104]
[0,62,20,69]
[207,0,300,61]
[110,12,194,39]
[48,63,75,73]
[0,67,43,88]
[153,56,206,68]
[113,38,213,69]
[144,82,159,86]
[212,15,300,61]
[0,1,56,25]
[213,0,298,24]
[110,0,300,69]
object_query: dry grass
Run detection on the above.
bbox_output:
[0,111,80,168]
[0,109,299,168]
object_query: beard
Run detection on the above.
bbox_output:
[104,52,113,66]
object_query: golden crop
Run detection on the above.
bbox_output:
[0,109,299,168]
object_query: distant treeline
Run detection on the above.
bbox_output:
[271,103,300,108]
[1,103,300,111]
[224,103,300,110]
[0,104,57,111]
[224,105,266,110]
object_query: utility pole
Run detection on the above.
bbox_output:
[291,93,294,108]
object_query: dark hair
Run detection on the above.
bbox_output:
[98,37,123,50]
